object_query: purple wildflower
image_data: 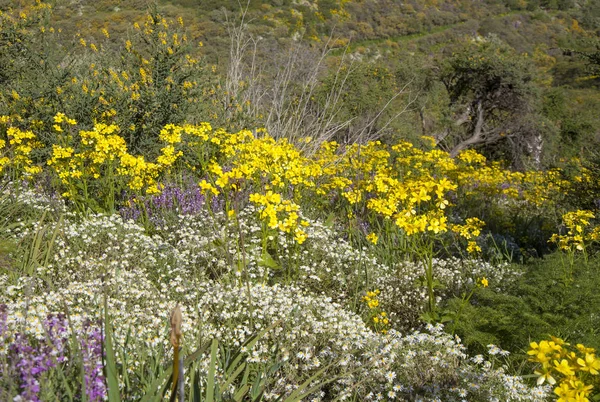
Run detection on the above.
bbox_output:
[80,320,106,401]
[119,178,206,223]
[0,304,7,340]
[10,314,68,402]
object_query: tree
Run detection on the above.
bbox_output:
[435,36,542,162]
[572,39,600,77]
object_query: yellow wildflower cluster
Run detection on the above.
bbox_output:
[53,112,77,131]
[208,134,320,194]
[249,191,308,244]
[0,115,580,236]
[0,0,52,29]
[118,154,161,194]
[309,138,557,242]
[80,124,127,165]
[157,124,184,169]
[452,217,486,253]
[0,140,7,174]
[317,141,458,230]
[46,113,167,200]
[550,210,599,252]
[362,289,390,334]
[528,336,600,401]
[0,117,43,178]
[56,11,204,141]
[366,232,379,245]
[195,132,323,244]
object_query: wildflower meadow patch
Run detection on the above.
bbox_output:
[1,3,600,401]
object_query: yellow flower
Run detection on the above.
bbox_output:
[480,277,488,288]
[577,353,600,375]
[554,383,574,402]
[554,359,576,376]
[568,380,594,399]
[534,366,557,385]
[199,180,219,196]
[467,241,481,253]
[366,233,379,245]
[294,228,307,244]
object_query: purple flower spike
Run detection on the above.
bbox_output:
[0,304,7,340]
[80,320,107,402]
[119,176,207,224]
[8,313,69,402]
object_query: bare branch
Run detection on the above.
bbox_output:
[450,100,485,157]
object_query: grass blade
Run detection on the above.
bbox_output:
[206,339,219,402]
[233,384,250,402]
[219,361,246,392]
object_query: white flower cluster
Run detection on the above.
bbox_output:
[372,257,522,330]
[364,324,549,402]
[0,183,66,215]
[157,206,389,301]
[0,184,545,401]
[192,283,377,399]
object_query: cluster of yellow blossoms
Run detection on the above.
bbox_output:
[0,116,43,177]
[362,290,390,334]
[0,115,586,248]
[366,232,379,245]
[452,217,486,253]
[43,116,225,202]
[528,337,600,401]
[248,191,309,244]
[550,210,600,253]
[47,115,163,198]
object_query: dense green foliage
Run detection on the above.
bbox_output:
[448,253,600,356]
[1,0,599,165]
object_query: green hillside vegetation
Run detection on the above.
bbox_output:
[3,0,599,167]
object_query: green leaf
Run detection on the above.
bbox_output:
[220,362,246,395]
[420,311,436,323]
[206,339,219,402]
[440,315,454,323]
[324,213,336,228]
[191,366,201,402]
[250,370,264,400]
[258,250,280,269]
[281,362,337,402]
[233,384,249,402]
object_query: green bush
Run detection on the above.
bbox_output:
[447,252,600,359]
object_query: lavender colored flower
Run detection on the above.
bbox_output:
[80,320,106,402]
[0,304,7,340]
[119,178,206,224]
[10,314,68,402]
[120,198,142,222]
[211,193,225,211]
[358,219,370,235]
